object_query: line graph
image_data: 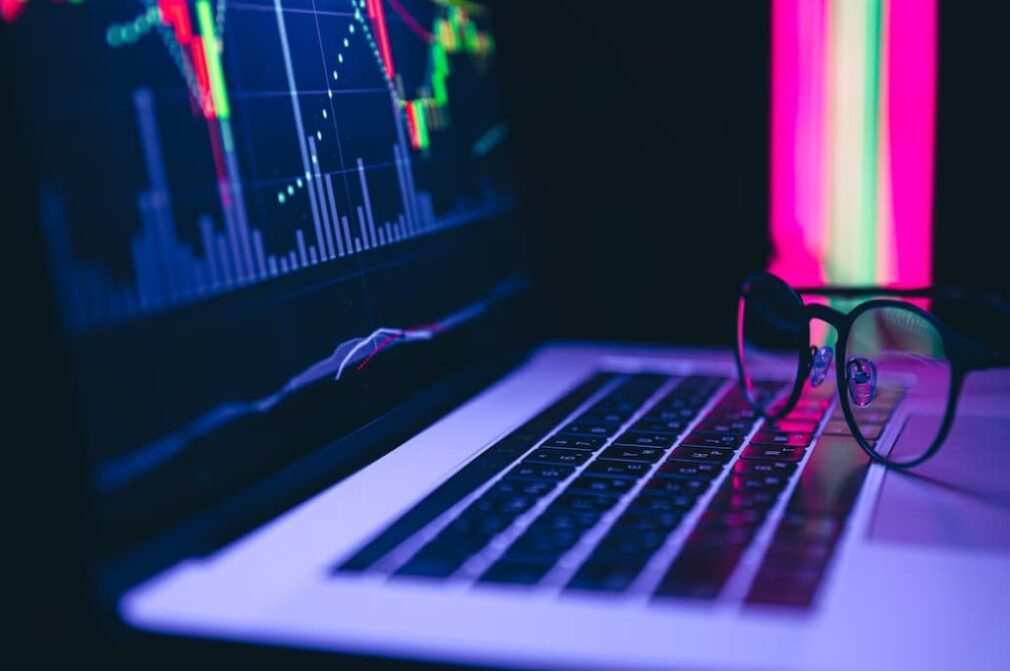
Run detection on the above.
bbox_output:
[26,1,513,333]
[356,0,494,150]
[96,276,526,490]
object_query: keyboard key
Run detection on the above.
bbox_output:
[831,408,890,425]
[586,459,653,478]
[601,445,666,463]
[543,434,605,451]
[669,446,734,464]
[779,409,825,423]
[655,549,741,599]
[562,421,621,437]
[697,509,766,530]
[643,475,710,496]
[732,459,796,476]
[554,492,621,515]
[395,545,467,578]
[726,473,789,491]
[509,462,576,481]
[773,513,842,546]
[825,420,884,440]
[660,459,723,478]
[613,432,678,448]
[628,492,697,514]
[749,431,813,448]
[708,489,779,511]
[567,475,637,497]
[632,418,686,434]
[613,510,684,534]
[479,559,553,585]
[706,407,758,422]
[687,526,757,551]
[396,518,503,578]
[767,419,819,433]
[471,491,538,516]
[648,407,698,422]
[491,478,557,498]
[746,565,824,607]
[741,445,806,462]
[694,419,754,434]
[538,508,602,532]
[760,543,833,569]
[786,437,869,515]
[509,525,582,559]
[567,558,646,592]
[594,528,668,557]
[589,399,639,416]
[682,432,743,449]
[526,447,592,466]
[577,410,627,424]
[812,435,866,452]
[822,420,850,435]
[442,511,513,540]
[791,398,831,414]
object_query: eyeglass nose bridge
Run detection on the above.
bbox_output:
[809,345,833,387]
[846,356,878,407]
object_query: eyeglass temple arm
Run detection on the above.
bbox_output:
[797,285,941,299]
[795,285,1010,370]
[796,284,1010,308]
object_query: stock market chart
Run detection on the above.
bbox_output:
[10,0,513,331]
[6,0,525,514]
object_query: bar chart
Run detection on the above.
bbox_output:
[42,85,512,333]
[31,0,513,334]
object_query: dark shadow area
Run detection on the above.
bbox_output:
[493,1,773,346]
[934,1,1010,299]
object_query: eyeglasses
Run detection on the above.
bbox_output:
[734,272,1010,468]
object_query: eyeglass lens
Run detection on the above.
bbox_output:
[738,274,806,416]
[843,305,951,465]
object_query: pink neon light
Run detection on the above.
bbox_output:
[367,0,396,81]
[1,0,27,22]
[769,0,826,285]
[887,0,935,287]
[771,0,935,288]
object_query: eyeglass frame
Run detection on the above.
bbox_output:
[733,271,1010,469]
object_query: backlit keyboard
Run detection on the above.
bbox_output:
[335,371,903,608]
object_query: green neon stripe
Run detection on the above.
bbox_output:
[431,43,450,106]
[414,102,430,149]
[463,21,479,54]
[859,0,883,283]
[196,0,231,119]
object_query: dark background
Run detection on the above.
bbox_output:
[495,1,772,347]
[933,1,1010,297]
[493,0,1009,350]
[4,0,1008,667]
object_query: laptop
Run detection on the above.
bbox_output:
[5,2,1009,669]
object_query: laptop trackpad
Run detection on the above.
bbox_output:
[869,415,1010,552]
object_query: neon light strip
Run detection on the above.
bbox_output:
[875,0,896,284]
[771,0,935,288]
[196,0,230,119]
[366,0,396,80]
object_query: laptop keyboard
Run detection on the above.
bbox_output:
[335,371,903,608]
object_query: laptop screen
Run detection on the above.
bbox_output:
[5,1,527,537]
